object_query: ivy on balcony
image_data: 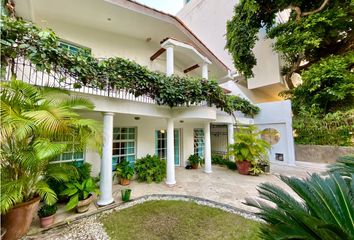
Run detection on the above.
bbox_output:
[0,16,260,116]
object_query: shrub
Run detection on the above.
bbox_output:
[115,160,134,180]
[37,204,57,218]
[187,154,202,165]
[75,162,93,181]
[134,155,166,183]
[211,154,236,170]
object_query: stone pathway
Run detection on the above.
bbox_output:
[24,161,327,239]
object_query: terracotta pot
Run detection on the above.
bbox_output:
[120,178,130,186]
[1,196,40,240]
[236,161,250,175]
[191,164,199,169]
[39,215,55,228]
[76,194,93,213]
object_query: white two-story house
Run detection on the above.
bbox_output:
[10,0,295,207]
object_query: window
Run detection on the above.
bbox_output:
[194,129,204,158]
[261,128,281,145]
[112,127,136,170]
[52,148,84,167]
[155,129,181,165]
[155,130,167,160]
[59,41,90,55]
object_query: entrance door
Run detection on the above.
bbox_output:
[155,129,181,166]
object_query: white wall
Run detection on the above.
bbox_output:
[254,100,296,165]
[84,113,205,176]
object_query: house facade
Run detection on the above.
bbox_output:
[11,0,295,207]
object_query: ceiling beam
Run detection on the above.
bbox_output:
[150,48,166,61]
[183,64,199,74]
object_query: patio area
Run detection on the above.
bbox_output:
[27,162,328,236]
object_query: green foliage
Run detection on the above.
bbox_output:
[134,155,166,183]
[0,79,101,214]
[285,53,354,114]
[247,173,354,239]
[187,154,202,165]
[226,0,353,90]
[227,125,270,164]
[61,178,99,211]
[249,164,263,176]
[115,160,134,180]
[0,16,259,117]
[37,204,57,218]
[211,154,236,170]
[75,162,93,182]
[293,109,354,146]
[329,155,354,178]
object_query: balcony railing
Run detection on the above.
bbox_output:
[4,57,157,104]
[4,57,208,107]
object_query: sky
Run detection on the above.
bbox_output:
[135,0,185,15]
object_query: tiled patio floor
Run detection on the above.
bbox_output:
[27,161,327,236]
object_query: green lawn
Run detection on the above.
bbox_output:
[100,200,261,240]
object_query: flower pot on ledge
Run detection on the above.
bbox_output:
[236,161,250,175]
[120,178,130,186]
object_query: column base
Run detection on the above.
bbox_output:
[165,180,176,187]
[96,198,114,207]
[204,169,212,174]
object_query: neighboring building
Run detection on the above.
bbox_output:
[178,0,287,102]
[12,0,295,207]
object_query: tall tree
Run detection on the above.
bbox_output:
[226,0,353,90]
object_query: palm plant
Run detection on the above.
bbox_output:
[227,125,270,163]
[0,79,102,214]
[328,155,354,178]
[246,173,354,239]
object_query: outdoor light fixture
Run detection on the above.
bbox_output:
[180,120,184,123]
[160,130,165,134]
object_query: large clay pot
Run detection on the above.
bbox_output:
[2,196,40,240]
[191,164,199,169]
[76,194,93,213]
[39,215,55,228]
[236,161,250,175]
[120,178,130,186]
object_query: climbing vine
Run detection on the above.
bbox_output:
[0,16,259,116]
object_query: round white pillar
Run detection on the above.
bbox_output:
[97,112,114,206]
[227,123,235,161]
[166,45,174,77]
[166,118,176,185]
[202,62,208,80]
[204,122,212,173]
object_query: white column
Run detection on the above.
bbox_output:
[97,112,114,206]
[202,62,208,79]
[204,122,212,173]
[166,45,174,77]
[166,118,176,185]
[227,123,235,161]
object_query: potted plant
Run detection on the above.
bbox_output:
[258,157,270,173]
[115,160,134,186]
[37,204,57,228]
[121,189,132,202]
[61,177,100,213]
[249,164,264,176]
[0,81,101,240]
[188,154,202,169]
[228,125,271,175]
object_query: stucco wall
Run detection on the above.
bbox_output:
[295,145,354,164]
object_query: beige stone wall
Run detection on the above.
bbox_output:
[295,145,354,164]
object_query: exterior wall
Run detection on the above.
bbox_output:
[84,113,205,176]
[295,145,354,164]
[178,0,286,101]
[254,100,296,165]
[34,18,188,77]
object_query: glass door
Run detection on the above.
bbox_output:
[155,129,181,166]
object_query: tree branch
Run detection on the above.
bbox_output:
[289,5,302,21]
[302,0,330,17]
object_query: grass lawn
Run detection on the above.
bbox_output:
[100,200,261,240]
